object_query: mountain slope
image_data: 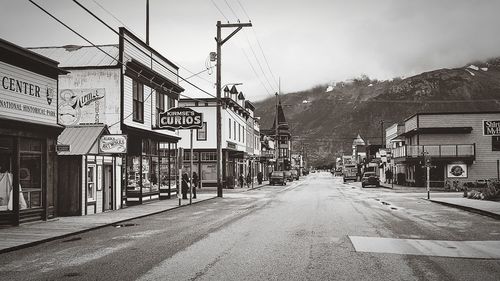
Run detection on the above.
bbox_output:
[254,59,500,166]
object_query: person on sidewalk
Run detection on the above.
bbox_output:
[246,173,251,188]
[385,169,393,184]
[192,172,198,199]
[257,171,263,185]
[239,173,244,188]
[181,173,189,199]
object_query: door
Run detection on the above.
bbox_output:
[103,165,113,211]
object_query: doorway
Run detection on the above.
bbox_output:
[103,165,113,211]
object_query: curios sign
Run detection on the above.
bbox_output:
[157,107,203,130]
[99,135,127,154]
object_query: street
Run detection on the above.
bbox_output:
[1,172,500,281]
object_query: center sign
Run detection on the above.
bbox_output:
[157,107,203,130]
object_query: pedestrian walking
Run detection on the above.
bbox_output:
[238,173,244,188]
[192,172,198,199]
[181,173,189,199]
[385,169,393,184]
[257,171,263,184]
[246,173,251,188]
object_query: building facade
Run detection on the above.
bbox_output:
[0,38,67,225]
[29,27,184,214]
[177,87,261,188]
[390,111,500,187]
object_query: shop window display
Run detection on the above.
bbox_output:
[127,156,141,191]
[20,154,42,208]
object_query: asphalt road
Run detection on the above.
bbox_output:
[1,172,500,281]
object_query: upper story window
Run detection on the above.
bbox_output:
[133,79,144,122]
[156,91,165,127]
[493,136,500,151]
[168,96,175,109]
[197,122,207,141]
[229,118,232,139]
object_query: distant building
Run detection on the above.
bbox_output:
[261,99,291,171]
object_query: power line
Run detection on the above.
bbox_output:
[241,48,273,97]
[243,32,276,93]
[89,0,215,87]
[236,0,251,21]
[70,0,217,100]
[28,0,211,128]
[210,0,229,22]
[250,28,279,90]
[224,0,239,21]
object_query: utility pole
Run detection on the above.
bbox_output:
[380,120,384,147]
[216,21,252,198]
[146,0,149,45]
[275,92,279,171]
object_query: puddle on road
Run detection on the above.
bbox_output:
[113,223,138,228]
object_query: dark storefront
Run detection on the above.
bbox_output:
[0,38,66,225]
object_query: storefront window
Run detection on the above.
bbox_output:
[169,146,177,190]
[142,157,151,193]
[0,138,13,211]
[150,157,159,192]
[20,138,42,209]
[127,156,140,191]
[201,163,217,181]
[160,157,169,190]
[87,164,96,202]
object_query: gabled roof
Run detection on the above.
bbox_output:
[28,45,120,68]
[58,125,109,155]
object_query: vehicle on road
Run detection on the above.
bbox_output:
[342,164,357,182]
[361,172,380,187]
[291,169,299,180]
[270,171,286,185]
[284,170,293,182]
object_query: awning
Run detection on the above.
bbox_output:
[57,125,109,155]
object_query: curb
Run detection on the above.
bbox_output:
[428,199,500,220]
[0,196,217,255]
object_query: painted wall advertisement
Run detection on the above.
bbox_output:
[0,61,57,126]
[58,88,106,126]
[447,164,467,178]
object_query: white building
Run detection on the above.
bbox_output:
[177,86,261,188]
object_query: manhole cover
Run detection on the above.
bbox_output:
[113,223,138,228]
[62,237,82,243]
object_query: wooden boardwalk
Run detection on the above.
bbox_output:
[0,194,216,253]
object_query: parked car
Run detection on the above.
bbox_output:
[284,171,293,182]
[270,171,286,185]
[361,172,380,188]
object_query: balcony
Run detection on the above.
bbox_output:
[392,144,475,159]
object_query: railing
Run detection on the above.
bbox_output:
[392,144,475,158]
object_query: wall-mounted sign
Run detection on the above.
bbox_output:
[483,120,500,136]
[447,164,467,178]
[0,61,57,126]
[156,107,203,130]
[99,135,127,154]
[56,144,71,152]
[58,88,106,126]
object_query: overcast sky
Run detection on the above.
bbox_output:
[2,0,500,102]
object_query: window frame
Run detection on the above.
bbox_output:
[132,79,144,123]
[156,91,166,127]
[197,122,207,141]
[87,164,97,202]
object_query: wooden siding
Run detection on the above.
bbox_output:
[57,69,121,131]
[405,116,418,132]
[419,113,500,181]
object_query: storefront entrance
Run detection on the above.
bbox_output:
[103,165,113,211]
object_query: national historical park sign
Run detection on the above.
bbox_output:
[156,107,203,130]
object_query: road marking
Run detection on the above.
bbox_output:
[349,236,500,259]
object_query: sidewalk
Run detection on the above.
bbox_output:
[428,196,500,220]
[355,181,500,220]
[0,182,269,254]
